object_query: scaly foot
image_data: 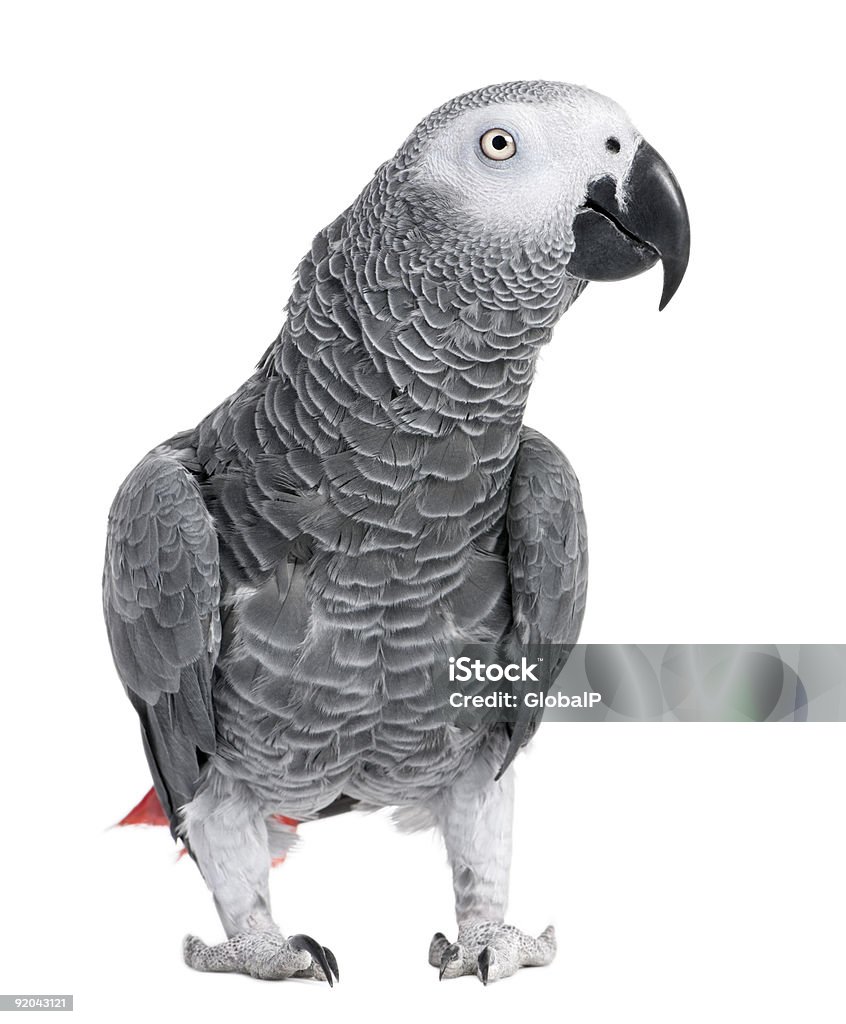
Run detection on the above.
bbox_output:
[429,923,555,984]
[184,930,339,984]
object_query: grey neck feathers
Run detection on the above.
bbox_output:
[264,181,585,452]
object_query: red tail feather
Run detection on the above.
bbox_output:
[118,789,299,866]
[272,814,299,828]
[118,787,170,826]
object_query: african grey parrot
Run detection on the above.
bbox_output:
[103,80,689,985]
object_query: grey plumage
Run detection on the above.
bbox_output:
[104,452,219,825]
[103,80,687,983]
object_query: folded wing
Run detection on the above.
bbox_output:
[498,427,588,777]
[103,451,220,834]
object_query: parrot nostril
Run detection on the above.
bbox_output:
[605,137,621,154]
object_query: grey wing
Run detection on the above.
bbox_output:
[497,426,588,777]
[103,451,220,834]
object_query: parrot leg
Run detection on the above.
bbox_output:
[429,744,556,984]
[179,774,339,984]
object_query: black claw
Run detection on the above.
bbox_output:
[290,933,335,987]
[477,946,492,986]
[322,945,340,983]
[439,942,460,981]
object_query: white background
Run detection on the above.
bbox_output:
[1,1,843,1022]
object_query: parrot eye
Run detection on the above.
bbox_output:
[480,128,517,161]
[605,136,621,153]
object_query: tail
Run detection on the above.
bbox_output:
[118,787,170,826]
[117,788,300,866]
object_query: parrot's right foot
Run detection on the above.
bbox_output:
[183,930,339,984]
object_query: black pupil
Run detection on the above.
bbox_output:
[605,136,621,153]
[491,134,508,151]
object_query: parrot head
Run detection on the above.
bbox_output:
[385,81,690,311]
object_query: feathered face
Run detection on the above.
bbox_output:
[396,82,690,310]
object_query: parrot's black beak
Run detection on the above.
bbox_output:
[567,141,690,310]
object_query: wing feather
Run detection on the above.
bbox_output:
[497,427,588,777]
[103,452,220,833]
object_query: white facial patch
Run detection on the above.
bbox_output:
[413,88,642,242]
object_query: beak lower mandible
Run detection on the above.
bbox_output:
[568,140,691,310]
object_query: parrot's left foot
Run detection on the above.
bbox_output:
[429,923,556,984]
[183,930,339,984]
